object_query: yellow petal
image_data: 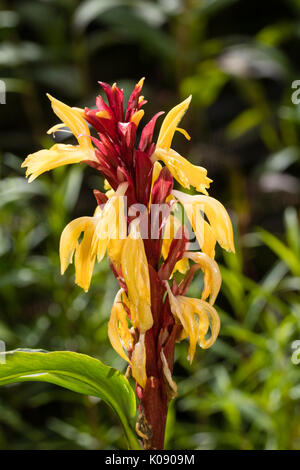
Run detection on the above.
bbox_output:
[93,184,127,264]
[107,238,125,269]
[108,290,132,363]
[121,222,153,333]
[131,333,147,388]
[148,161,162,210]
[104,179,112,191]
[156,148,211,194]
[59,216,97,292]
[47,94,94,153]
[184,251,222,305]
[166,283,220,362]
[157,96,192,151]
[21,144,90,182]
[130,109,144,127]
[178,297,201,363]
[173,190,235,253]
[137,77,145,88]
[201,220,217,259]
[96,110,111,119]
[74,221,97,292]
[188,298,220,350]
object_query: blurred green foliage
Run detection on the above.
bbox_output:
[0,0,300,449]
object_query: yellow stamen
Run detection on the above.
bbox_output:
[47,123,66,134]
[175,127,191,140]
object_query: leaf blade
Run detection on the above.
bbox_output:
[0,349,140,449]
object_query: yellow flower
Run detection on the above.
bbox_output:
[108,290,133,363]
[165,283,220,363]
[184,251,222,305]
[121,220,153,333]
[21,94,96,182]
[172,189,235,256]
[59,215,99,292]
[60,183,127,292]
[153,96,212,194]
[92,182,128,267]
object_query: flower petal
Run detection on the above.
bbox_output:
[108,290,132,363]
[184,251,222,304]
[21,144,90,182]
[121,222,153,333]
[131,333,147,388]
[155,148,211,194]
[47,94,94,152]
[59,216,97,292]
[173,190,235,253]
[157,96,192,151]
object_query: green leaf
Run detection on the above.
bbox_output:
[257,228,300,276]
[0,349,140,450]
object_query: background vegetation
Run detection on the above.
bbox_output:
[1,0,300,449]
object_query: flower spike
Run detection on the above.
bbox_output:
[22,78,235,450]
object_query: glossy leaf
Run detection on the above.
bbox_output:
[0,349,140,450]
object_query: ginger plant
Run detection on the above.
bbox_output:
[1,79,234,450]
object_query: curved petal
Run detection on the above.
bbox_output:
[74,221,97,292]
[173,190,235,253]
[59,216,97,292]
[188,298,220,350]
[47,94,94,152]
[21,144,90,182]
[166,283,220,363]
[131,333,147,388]
[108,290,133,363]
[121,222,153,333]
[155,148,211,194]
[92,183,128,264]
[157,96,191,151]
[184,251,222,305]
